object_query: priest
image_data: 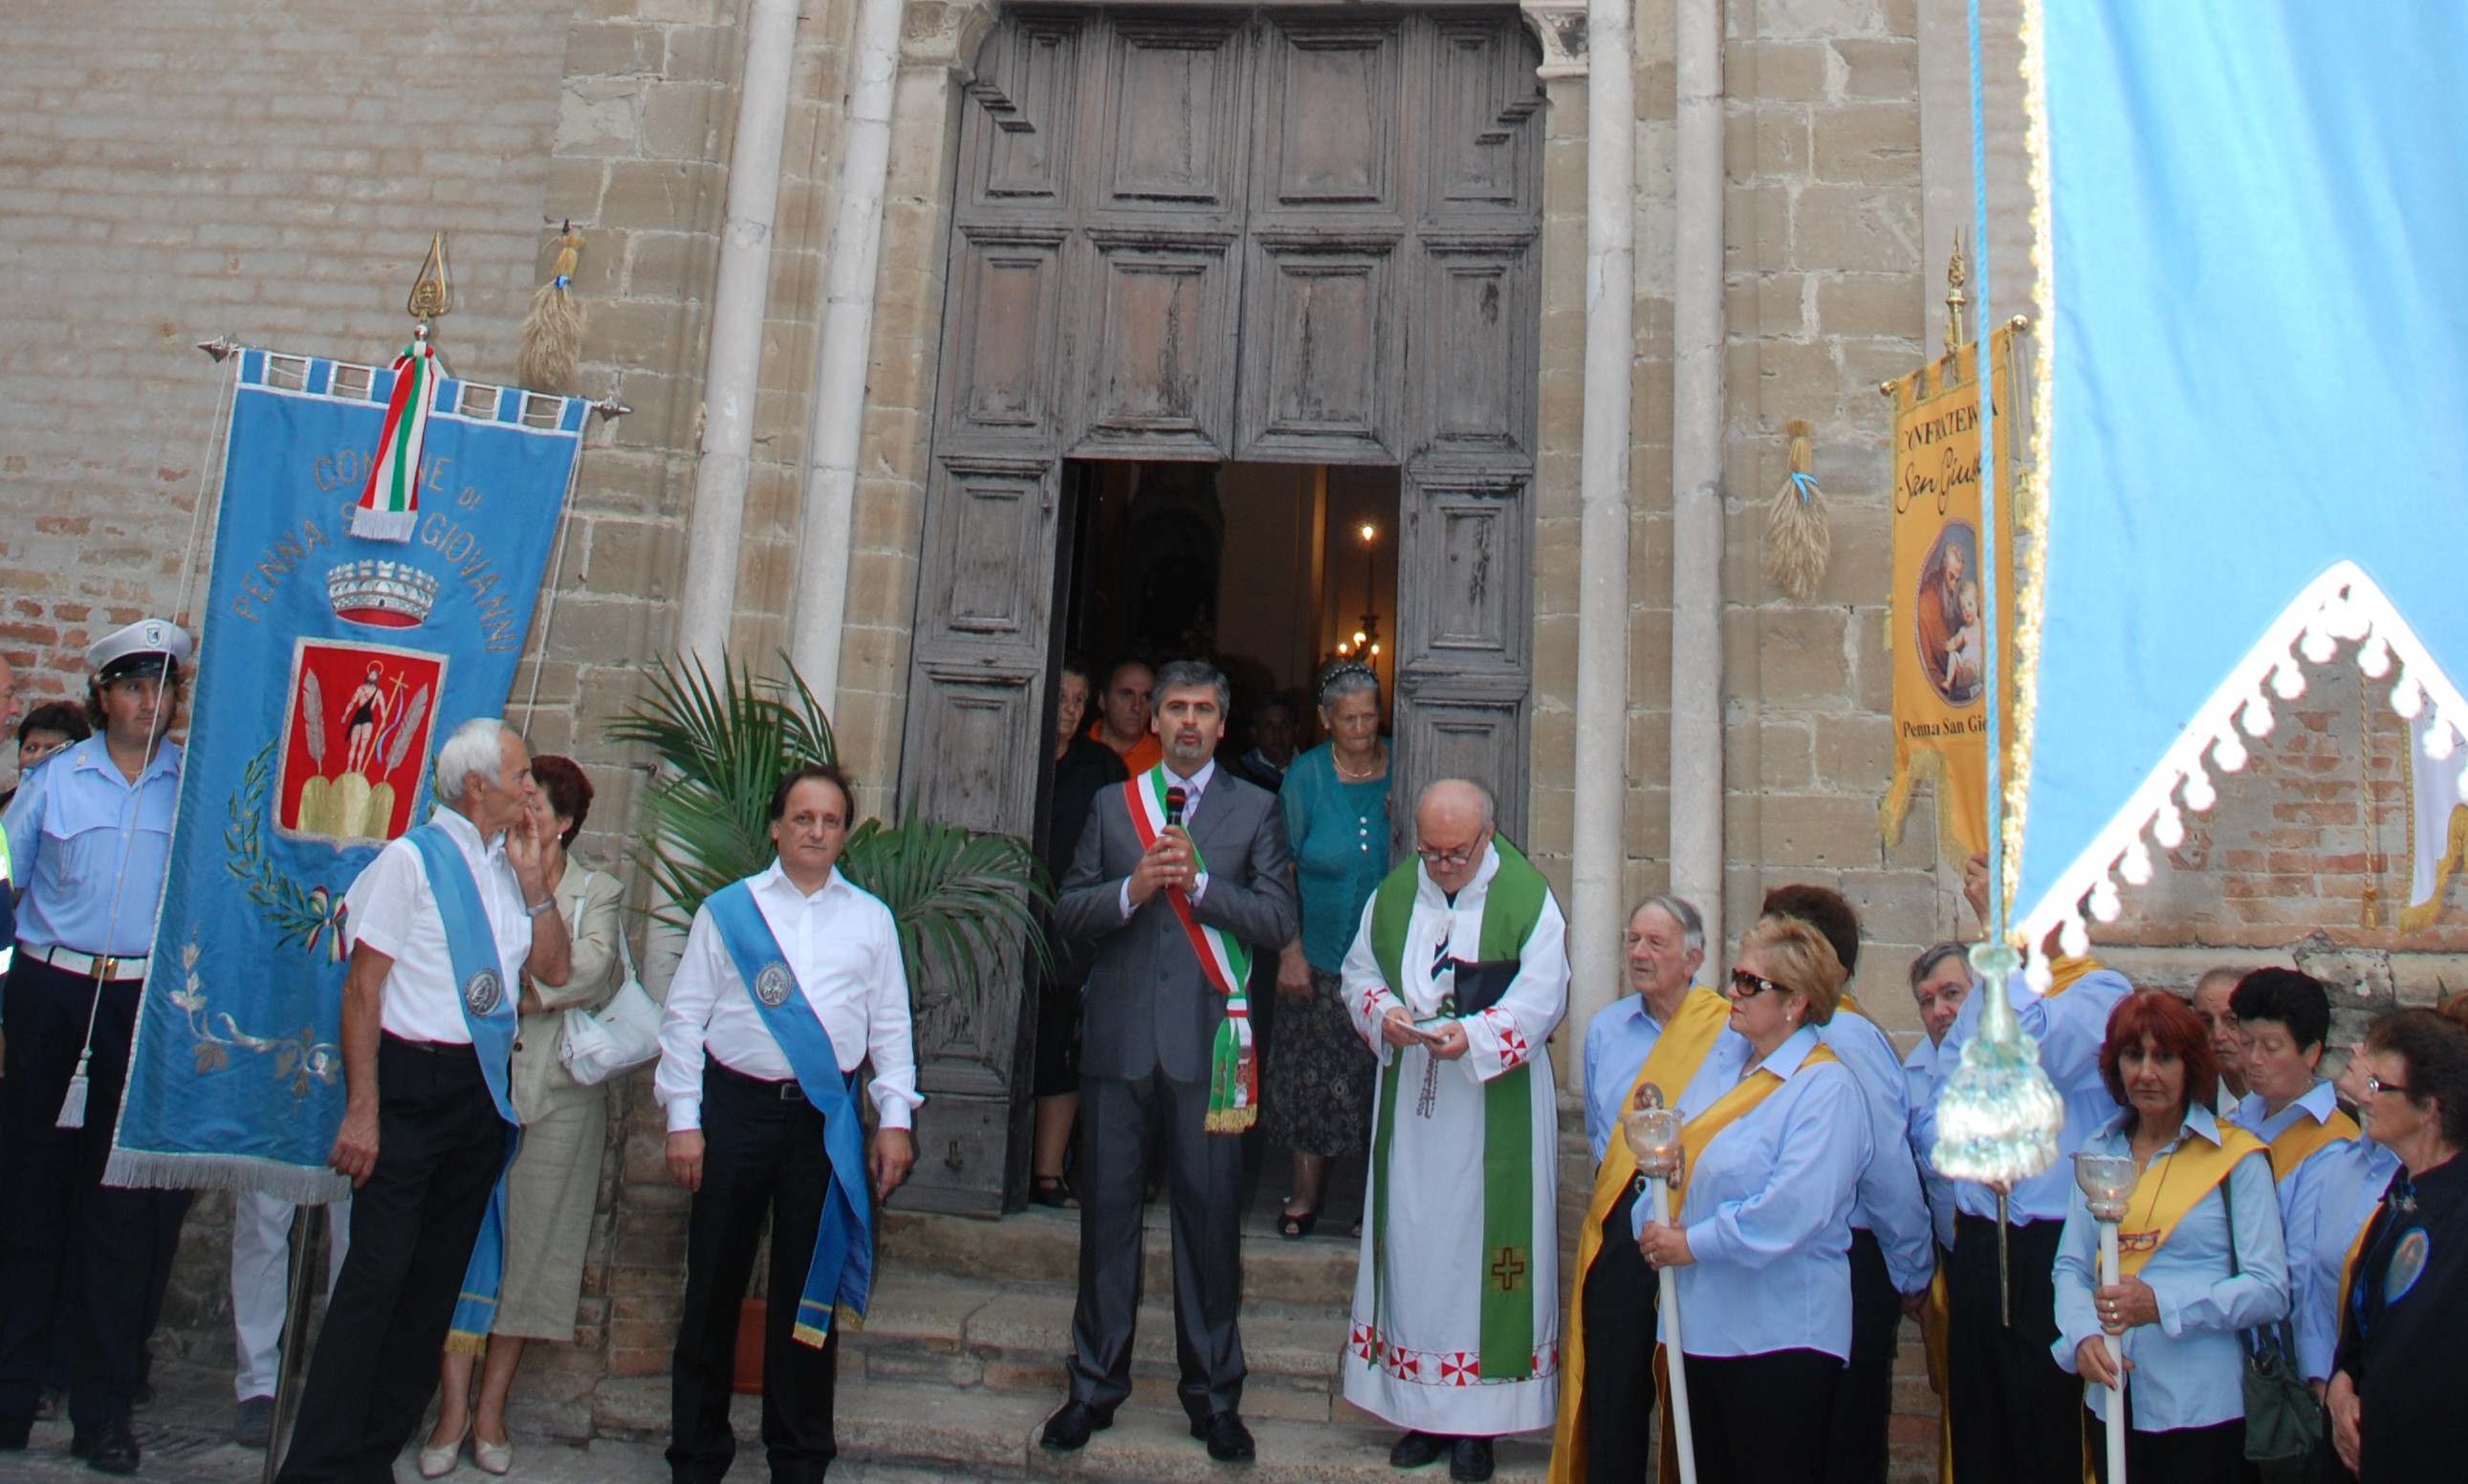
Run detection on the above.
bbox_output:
[1343,779,1566,1484]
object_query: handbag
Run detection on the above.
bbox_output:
[555,872,664,1086]
[2222,1171,2326,1480]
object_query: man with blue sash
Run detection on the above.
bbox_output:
[277,718,570,1484]
[655,762,919,1484]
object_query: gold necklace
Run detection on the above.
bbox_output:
[1334,744,1385,780]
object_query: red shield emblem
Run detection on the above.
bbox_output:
[274,638,448,843]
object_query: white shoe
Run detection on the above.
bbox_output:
[473,1432,513,1476]
[417,1421,466,1479]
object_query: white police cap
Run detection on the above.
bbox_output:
[88,618,194,683]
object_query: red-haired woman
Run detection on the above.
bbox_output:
[2052,990,2289,1482]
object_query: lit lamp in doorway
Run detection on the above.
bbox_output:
[1337,520,1381,663]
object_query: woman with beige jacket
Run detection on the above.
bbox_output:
[421,755,625,1476]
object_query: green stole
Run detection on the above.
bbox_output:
[1365,838,1549,1383]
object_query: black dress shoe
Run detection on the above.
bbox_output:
[1449,1435,1494,1482]
[1039,1400,1115,1451]
[1388,1430,1447,1469]
[1190,1410,1255,1462]
[72,1420,141,1476]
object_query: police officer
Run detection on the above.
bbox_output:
[0,620,197,1474]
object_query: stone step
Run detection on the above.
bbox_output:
[595,1373,1551,1482]
[881,1202,1363,1309]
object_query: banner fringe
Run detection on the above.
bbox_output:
[350,507,416,542]
[103,1148,354,1205]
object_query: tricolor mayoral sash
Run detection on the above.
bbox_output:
[1365,839,1548,1386]
[404,824,521,1356]
[705,881,874,1343]
[1547,985,1730,1484]
[2114,1124,2267,1277]
[1125,767,1256,1133]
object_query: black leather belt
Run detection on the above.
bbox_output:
[712,1058,804,1101]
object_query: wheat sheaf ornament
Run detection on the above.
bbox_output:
[1762,419,1830,600]
[517,223,586,392]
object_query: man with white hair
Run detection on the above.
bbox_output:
[1343,779,1567,1483]
[275,718,571,1484]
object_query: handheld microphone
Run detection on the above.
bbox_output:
[1164,785,1187,829]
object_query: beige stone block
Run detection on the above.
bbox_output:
[1833,37,1918,100]
[1622,784,1672,860]
[1732,181,1792,273]
[842,550,911,633]
[1812,710,1893,791]
[1839,337,1928,411]
[1625,603,1673,700]
[581,516,678,599]
[1750,606,1853,706]
[1731,714,1815,793]
[1807,501,1889,605]
[1624,706,1672,786]
[1736,272,1808,338]
[640,80,724,162]
[1736,39,1826,103]
[1758,0,1887,42]
[1791,183,1922,274]
[622,229,714,302]
[1812,101,1921,186]
[1528,784,1575,862]
[1816,273,1922,341]
[1757,791,1889,871]
[1849,603,1894,711]
[1754,338,1840,426]
[600,158,723,233]
[546,156,610,224]
[1533,609,1579,709]
[661,23,740,84]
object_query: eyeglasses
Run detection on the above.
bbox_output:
[2365,1074,2412,1098]
[1728,969,1790,1000]
[1417,842,1480,869]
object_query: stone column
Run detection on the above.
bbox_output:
[1671,0,1726,955]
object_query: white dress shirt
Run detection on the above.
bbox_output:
[342,804,533,1044]
[655,862,923,1133]
[1116,757,1214,918]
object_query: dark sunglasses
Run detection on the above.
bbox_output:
[1728,969,1791,1000]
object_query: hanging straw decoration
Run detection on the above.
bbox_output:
[1762,419,1830,600]
[516,224,586,392]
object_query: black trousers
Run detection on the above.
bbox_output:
[1822,1227,1902,1484]
[667,1062,844,1484]
[1948,1214,2082,1484]
[1579,1180,1658,1481]
[2085,1404,2246,1484]
[1688,1348,1843,1484]
[1066,1068,1245,1421]
[277,1036,507,1484]
[0,957,191,1432]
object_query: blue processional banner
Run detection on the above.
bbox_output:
[107,347,586,1202]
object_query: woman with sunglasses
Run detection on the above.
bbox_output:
[2052,991,2286,1483]
[1634,915,1867,1484]
[2326,1008,2468,1481]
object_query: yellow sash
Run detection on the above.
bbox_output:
[2047,954,2102,995]
[1839,990,1866,1020]
[2114,1124,2266,1277]
[1546,987,1729,1484]
[2262,1107,2359,1183]
[2336,1205,2379,1343]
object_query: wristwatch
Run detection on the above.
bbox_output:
[525,896,557,917]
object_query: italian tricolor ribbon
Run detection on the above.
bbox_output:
[1125,766,1256,1132]
[352,338,436,541]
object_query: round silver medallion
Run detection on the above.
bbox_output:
[463,968,504,1016]
[753,961,796,1008]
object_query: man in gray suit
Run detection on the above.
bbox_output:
[1039,659,1297,1464]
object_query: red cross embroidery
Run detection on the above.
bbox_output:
[1440,1351,1479,1386]
[1393,1348,1422,1380]
[1350,1322,1376,1360]
[1485,1009,1527,1066]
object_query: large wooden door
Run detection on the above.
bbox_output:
[898,6,1541,1213]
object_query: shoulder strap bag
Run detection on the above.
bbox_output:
[2223,1168,2326,1480]
[556,871,664,1085]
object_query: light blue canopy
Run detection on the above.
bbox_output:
[2017,2,2468,946]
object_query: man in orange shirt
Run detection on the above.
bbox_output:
[1089,660,1161,775]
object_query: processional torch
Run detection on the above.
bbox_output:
[1930,941,2064,1325]
[1621,1086,1696,1484]
[2075,1152,2137,1484]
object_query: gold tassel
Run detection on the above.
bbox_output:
[1763,418,1831,600]
[515,225,585,391]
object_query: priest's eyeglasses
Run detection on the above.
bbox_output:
[1727,969,1788,999]
[1416,842,1480,869]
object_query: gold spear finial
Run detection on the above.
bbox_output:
[1943,232,1968,363]
[406,233,453,322]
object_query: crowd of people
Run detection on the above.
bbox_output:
[2,628,2463,1484]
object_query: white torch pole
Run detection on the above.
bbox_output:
[2101,1219,2127,1484]
[1653,1174,1698,1484]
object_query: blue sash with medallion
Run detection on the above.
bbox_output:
[404,823,523,1355]
[706,880,874,1343]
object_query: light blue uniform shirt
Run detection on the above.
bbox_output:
[1582,990,1681,1163]
[2230,1080,2355,1383]
[1902,1034,1959,1252]
[1657,1024,1869,1361]
[1820,1009,1936,1292]
[2296,1132,2397,1382]
[2,734,182,956]
[1914,966,2129,1224]
[2052,1106,2290,1429]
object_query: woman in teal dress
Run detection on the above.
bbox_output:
[1265,660,1390,1237]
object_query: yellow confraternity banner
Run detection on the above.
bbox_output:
[1882,326,2020,859]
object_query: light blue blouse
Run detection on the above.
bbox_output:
[1582,991,1674,1162]
[1278,744,1390,971]
[2230,1081,2356,1383]
[2,734,182,956]
[2051,1106,2291,1429]
[1914,966,2130,1224]
[2297,1131,2398,1382]
[1820,1009,1937,1293]
[1903,1035,1959,1252]
[1656,1024,1869,1361]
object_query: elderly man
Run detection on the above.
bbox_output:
[1040,660,1295,1464]
[1345,780,1565,1484]
[1549,893,1725,1484]
[2192,966,2250,1108]
[0,622,198,1473]
[657,762,919,1484]
[276,718,571,1484]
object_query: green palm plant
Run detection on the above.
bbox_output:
[610,655,1050,999]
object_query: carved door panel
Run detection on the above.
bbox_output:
[903,7,1540,1213]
